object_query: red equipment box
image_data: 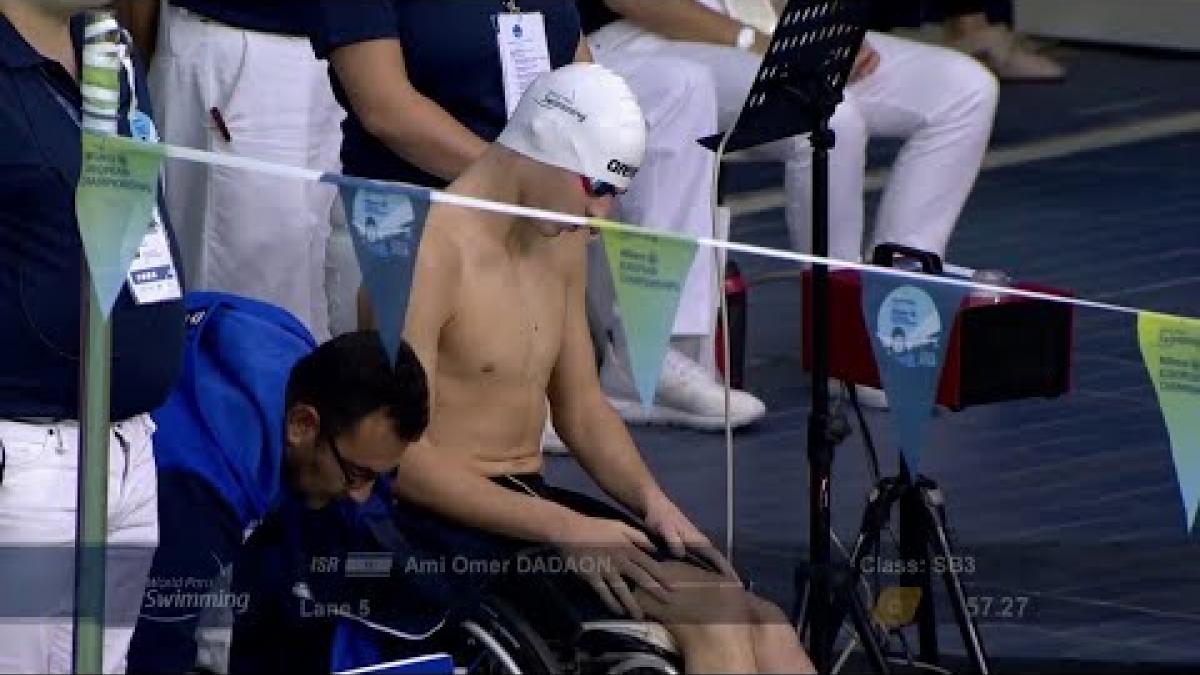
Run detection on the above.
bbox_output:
[801,269,1075,411]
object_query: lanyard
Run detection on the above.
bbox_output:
[42,37,138,134]
[503,0,521,12]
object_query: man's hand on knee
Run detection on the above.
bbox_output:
[556,516,675,620]
[643,492,741,583]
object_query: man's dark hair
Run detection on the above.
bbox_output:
[285,331,429,442]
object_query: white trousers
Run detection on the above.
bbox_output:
[326,194,358,338]
[587,23,999,261]
[590,50,725,337]
[0,416,159,674]
[150,3,345,341]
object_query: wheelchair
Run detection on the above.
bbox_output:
[351,503,688,675]
[443,567,684,675]
[330,554,686,675]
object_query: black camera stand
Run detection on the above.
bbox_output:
[829,458,991,673]
[701,1,876,671]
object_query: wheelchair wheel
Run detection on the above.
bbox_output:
[452,595,562,674]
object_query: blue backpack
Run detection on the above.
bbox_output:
[151,291,316,529]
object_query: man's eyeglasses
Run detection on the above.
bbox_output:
[580,176,624,198]
[326,435,392,490]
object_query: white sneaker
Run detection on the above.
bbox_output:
[541,419,569,456]
[602,346,767,431]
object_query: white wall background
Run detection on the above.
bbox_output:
[1016,0,1200,52]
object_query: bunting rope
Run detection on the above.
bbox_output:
[159,140,1200,541]
[157,141,1196,322]
[162,137,1200,539]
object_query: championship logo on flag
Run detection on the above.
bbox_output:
[76,133,167,316]
[1138,312,1200,535]
[328,176,432,367]
[599,226,698,408]
[862,275,966,473]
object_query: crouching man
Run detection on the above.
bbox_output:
[227,331,435,673]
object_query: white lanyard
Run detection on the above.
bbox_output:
[496,2,552,119]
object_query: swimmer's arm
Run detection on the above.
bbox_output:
[389,226,588,543]
[547,233,668,518]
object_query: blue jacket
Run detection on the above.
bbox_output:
[229,478,456,674]
[151,291,316,528]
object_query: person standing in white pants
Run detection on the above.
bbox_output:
[122,1,345,342]
[0,419,160,675]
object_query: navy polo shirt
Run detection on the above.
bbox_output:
[171,0,310,37]
[309,0,582,188]
[0,14,185,421]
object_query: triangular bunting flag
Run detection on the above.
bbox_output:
[599,225,697,408]
[328,176,431,367]
[861,273,967,474]
[75,132,166,316]
[1137,312,1200,535]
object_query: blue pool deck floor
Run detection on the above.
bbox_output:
[546,41,1200,670]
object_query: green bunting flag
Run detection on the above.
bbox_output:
[75,132,166,316]
[1138,312,1200,535]
[599,224,698,408]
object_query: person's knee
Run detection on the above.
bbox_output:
[747,595,792,626]
[635,56,719,126]
[942,51,1001,122]
[688,578,761,627]
[963,59,1000,116]
[642,562,756,625]
[669,622,757,672]
[746,596,817,674]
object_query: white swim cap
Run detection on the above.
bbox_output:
[496,63,646,193]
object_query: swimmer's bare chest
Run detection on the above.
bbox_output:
[436,246,571,410]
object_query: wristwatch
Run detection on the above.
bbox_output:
[735,25,756,51]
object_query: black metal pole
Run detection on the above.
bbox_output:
[806,114,836,673]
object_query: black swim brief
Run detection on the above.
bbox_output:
[492,474,685,560]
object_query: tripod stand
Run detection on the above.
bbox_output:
[828,457,990,674]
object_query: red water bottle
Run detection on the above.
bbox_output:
[715,260,748,390]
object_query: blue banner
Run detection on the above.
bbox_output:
[326,176,431,366]
[862,274,967,473]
